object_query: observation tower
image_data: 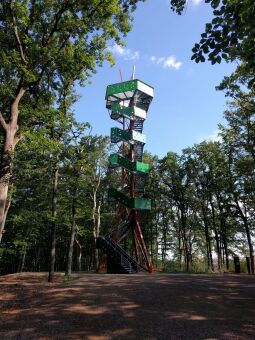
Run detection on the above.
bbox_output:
[97,79,154,273]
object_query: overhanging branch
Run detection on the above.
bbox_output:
[8,0,27,65]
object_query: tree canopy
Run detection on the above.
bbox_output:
[0,0,145,244]
[170,0,255,86]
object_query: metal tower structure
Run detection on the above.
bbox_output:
[97,79,154,273]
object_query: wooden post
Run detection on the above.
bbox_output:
[246,256,251,274]
[234,256,240,274]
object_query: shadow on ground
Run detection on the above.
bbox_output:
[0,273,254,339]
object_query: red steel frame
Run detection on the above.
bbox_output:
[112,111,153,273]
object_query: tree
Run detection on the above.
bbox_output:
[0,0,144,243]
[170,0,255,87]
[190,142,234,271]
[220,98,255,273]
[0,120,57,274]
[159,152,196,271]
[85,135,109,268]
[63,124,98,276]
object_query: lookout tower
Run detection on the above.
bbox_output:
[97,79,154,273]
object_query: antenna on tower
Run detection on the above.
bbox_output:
[119,69,123,82]
[131,64,135,80]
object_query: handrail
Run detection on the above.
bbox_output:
[102,236,146,271]
[105,237,137,266]
[105,220,128,241]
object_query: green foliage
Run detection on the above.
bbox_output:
[1,100,254,274]
[0,0,144,122]
[146,119,254,273]
[170,0,186,14]
[0,113,114,273]
[170,0,255,87]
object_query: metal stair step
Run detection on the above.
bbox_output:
[97,236,139,274]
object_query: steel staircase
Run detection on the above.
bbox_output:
[106,220,130,241]
[134,143,144,161]
[97,236,138,274]
[135,174,146,193]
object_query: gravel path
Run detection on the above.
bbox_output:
[0,273,254,339]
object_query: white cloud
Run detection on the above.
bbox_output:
[163,56,182,70]
[108,45,182,70]
[150,55,182,70]
[191,0,202,5]
[197,130,222,144]
[157,57,165,65]
[108,44,140,61]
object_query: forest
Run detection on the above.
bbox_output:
[0,0,254,279]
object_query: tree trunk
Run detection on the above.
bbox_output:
[0,182,10,242]
[150,217,154,263]
[209,197,221,270]
[48,159,59,283]
[66,190,77,276]
[91,175,101,268]
[0,87,25,243]
[234,195,254,274]
[19,244,27,272]
[34,246,41,272]
[214,229,221,270]
[155,213,159,269]
[216,195,229,270]
[95,199,101,266]
[243,218,254,274]
[178,227,183,271]
[201,203,214,271]
[180,210,190,272]
[176,206,188,271]
[92,191,98,268]
[221,229,229,270]
[75,237,82,272]
[205,226,214,271]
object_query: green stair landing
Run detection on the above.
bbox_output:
[111,127,146,144]
[110,102,147,121]
[108,187,151,210]
[109,154,149,174]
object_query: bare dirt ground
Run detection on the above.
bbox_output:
[0,272,254,340]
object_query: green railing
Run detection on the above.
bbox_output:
[108,187,151,210]
[111,127,146,144]
[109,153,149,174]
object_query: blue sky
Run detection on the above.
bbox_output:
[74,0,235,157]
